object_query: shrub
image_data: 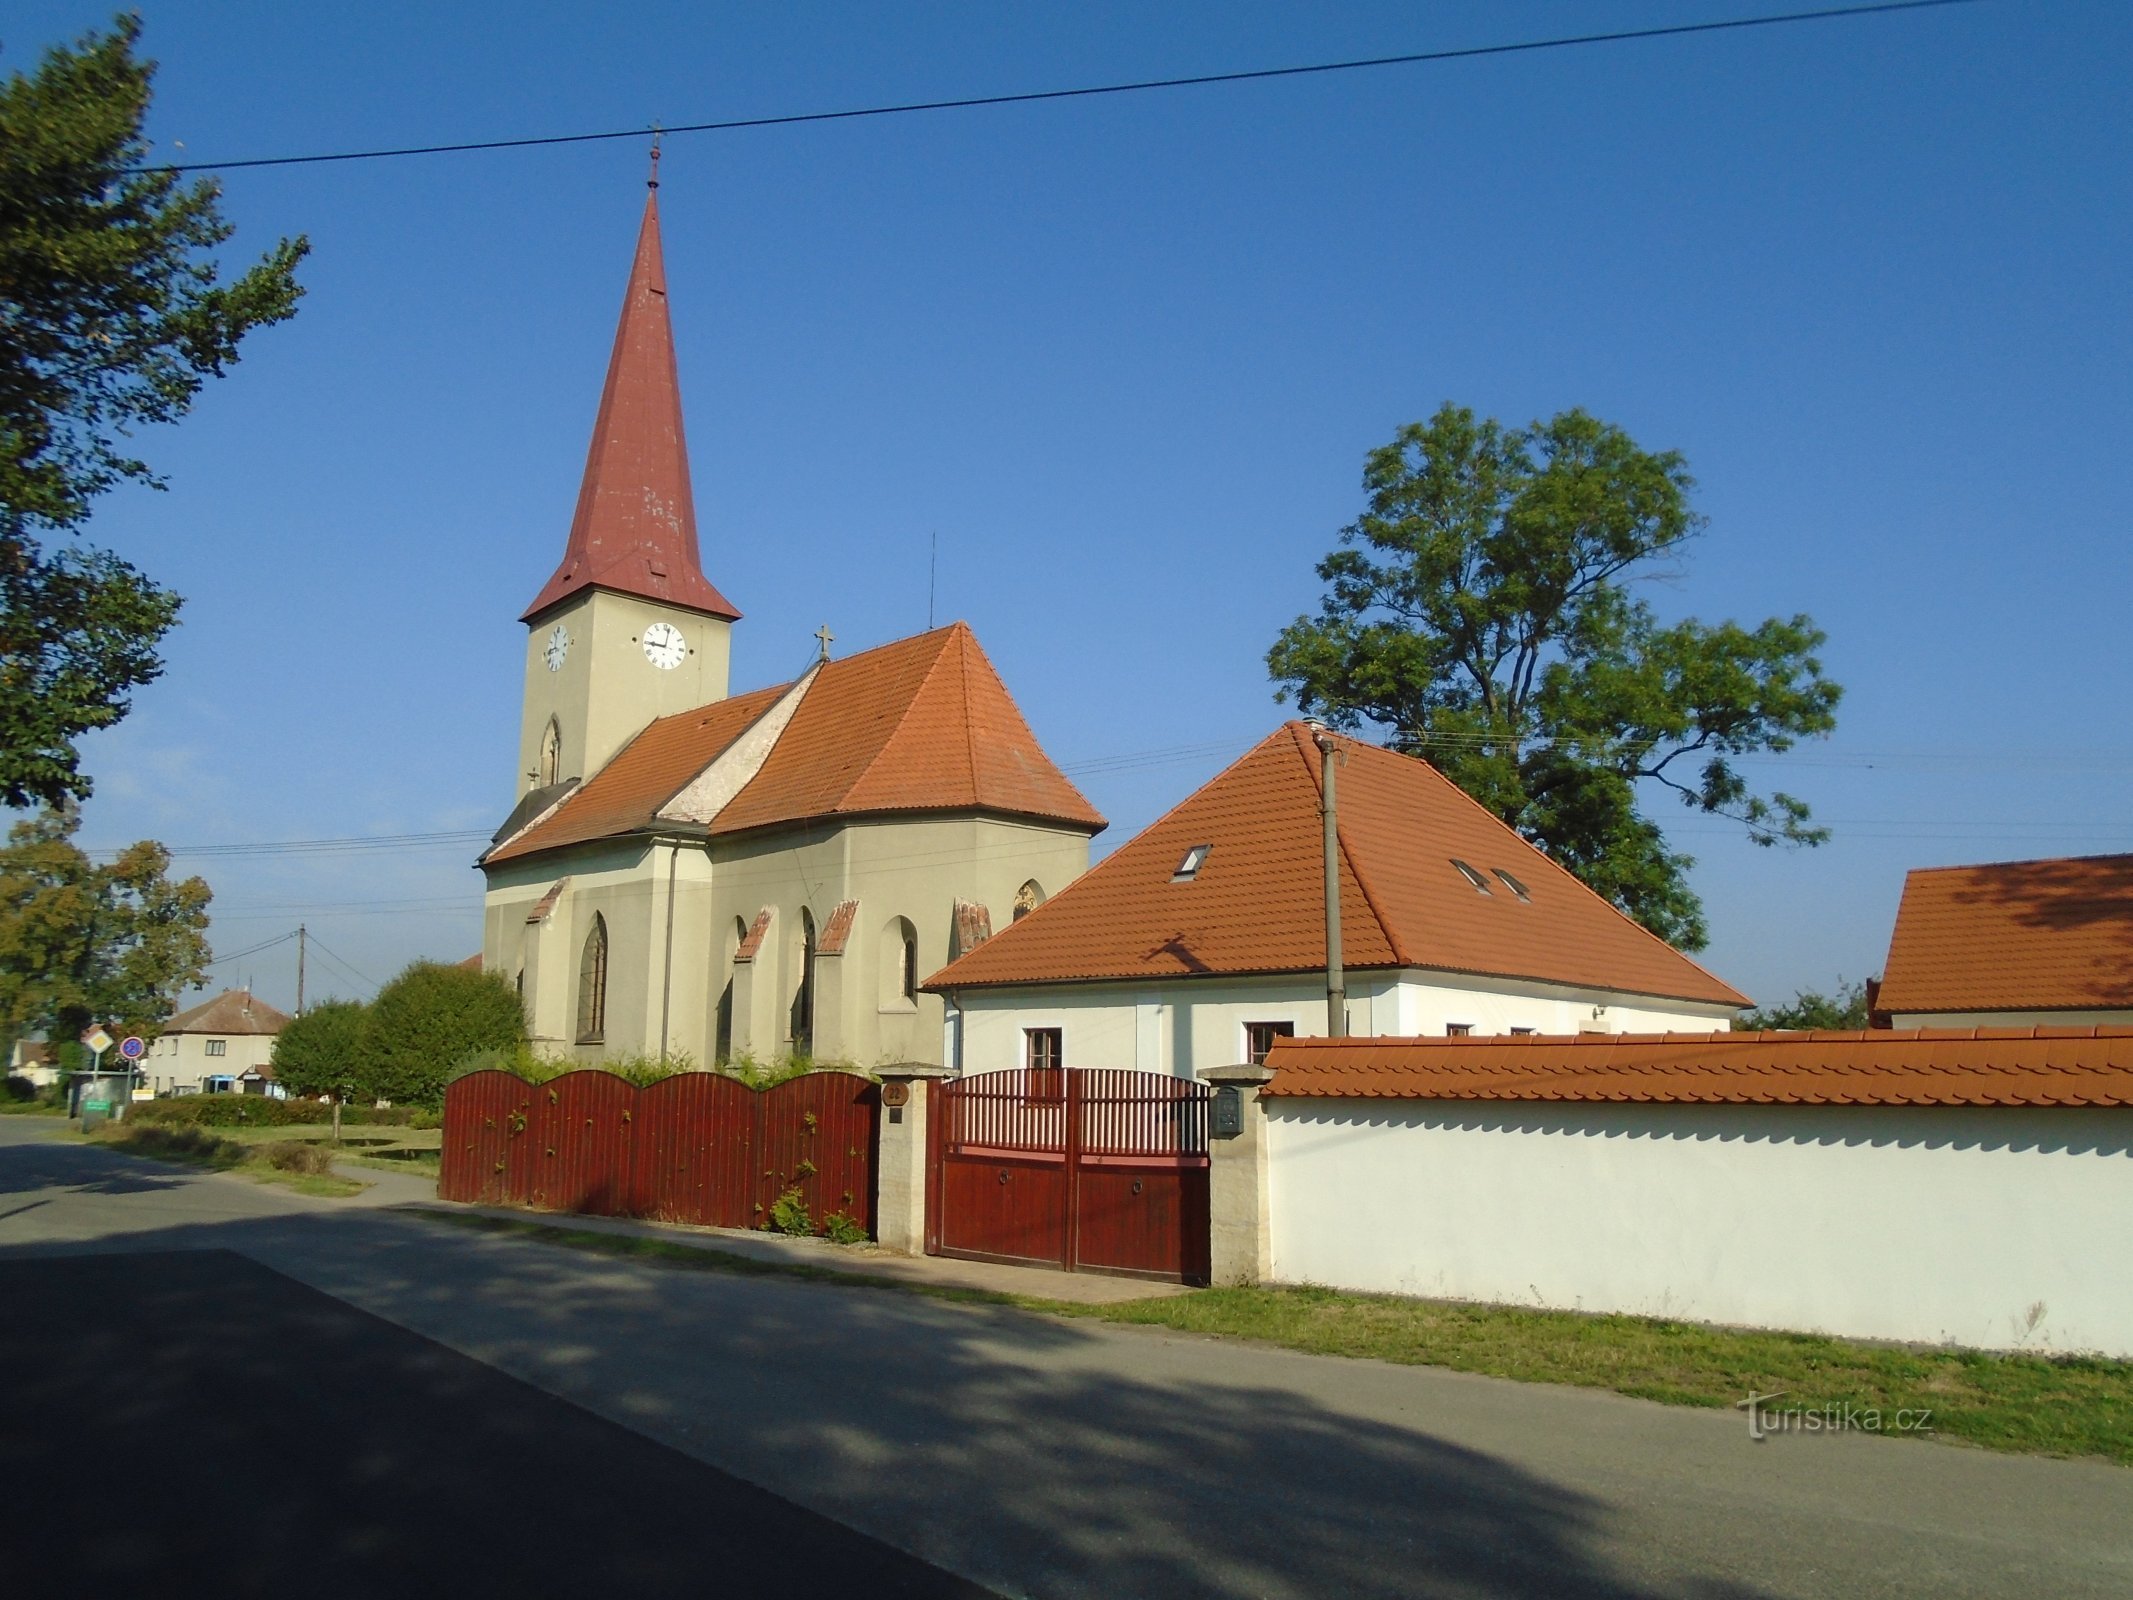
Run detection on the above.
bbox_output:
[90,1123,244,1166]
[2,1074,35,1103]
[271,998,368,1099]
[721,1050,852,1089]
[445,1045,698,1089]
[360,961,526,1111]
[821,1211,869,1246]
[257,1140,336,1175]
[767,1184,813,1236]
[129,1095,414,1128]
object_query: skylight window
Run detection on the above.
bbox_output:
[1173,843,1213,882]
[1450,859,1492,894]
[1493,868,1532,902]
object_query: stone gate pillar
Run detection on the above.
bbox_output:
[874,1063,947,1255]
[1198,1062,1275,1286]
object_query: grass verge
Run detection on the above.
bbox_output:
[0,1099,66,1116]
[414,1208,2133,1466]
[83,1123,368,1198]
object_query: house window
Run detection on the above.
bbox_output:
[1024,1027,1065,1103]
[205,1039,227,1057]
[1509,1026,1537,1036]
[1172,844,1213,882]
[1244,1021,1295,1066]
[1445,1023,1473,1037]
[576,913,608,1043]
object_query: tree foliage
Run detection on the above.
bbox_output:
[1739,978,1870,1032]
[359,962,525,1110]
[0,16,307,807]
[0,803,211,1051]
[1268,404,1842,950]
[270,997,368,1100]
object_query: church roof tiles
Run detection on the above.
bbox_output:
[923,723,1747,1009]
[485,624,1102,864]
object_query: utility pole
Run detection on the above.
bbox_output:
[1310,723,1346,1037]
[295,924,307,1017]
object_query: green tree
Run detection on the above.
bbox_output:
[0,804,211,1051]
[1268,404,1842,950]
[1,16,307,808]
[1740,978,1870,1032]
[270,997,368,1099]
[358,962,524,1110]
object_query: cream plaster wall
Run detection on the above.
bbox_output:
[141,1029,277,1094]
[483,815,1092,1069]
[1265,1099,2133,1356]
[948,971,1737,1077]
[518,590,733,795]
[1891,1008,2133,1028]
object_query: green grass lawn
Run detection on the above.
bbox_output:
[79,1122,369,1197]
[417,1208,2133,1467]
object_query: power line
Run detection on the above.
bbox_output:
[204,929,299,967]
[138,1,1974,177]
[304,935,383,994]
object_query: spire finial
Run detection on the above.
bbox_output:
[648,125,663,190]
[815,623,835,663]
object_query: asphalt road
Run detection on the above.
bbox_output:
[3,1118,2128,1599]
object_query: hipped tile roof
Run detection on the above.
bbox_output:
[486,624,1100,864]
[166,990,291,1037]
[926,723,1745,1007]
[1876,854,2133,1015]
[1263,1027,2133,1107]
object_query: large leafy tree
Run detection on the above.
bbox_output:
[271,997,368,1100]
[0,804,211,1055]
[1268,404,1841,950]
[1,15,307,807]
[1739,979,1870,1032]
[359,963,525,1110]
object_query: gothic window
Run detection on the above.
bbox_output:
[714,916,744,1062]
[576,914,608,1043]
[790,908,816,1055]
[1012,880,1046,921]
[540,717,563,788]
[881,917,919,1008]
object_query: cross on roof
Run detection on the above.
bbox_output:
[815,624,835,662]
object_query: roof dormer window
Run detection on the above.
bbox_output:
[1450,859,1492,894]
[1493,868,1532,902]
[1173,843,1213,882]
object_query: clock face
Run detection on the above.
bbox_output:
[641,621,687,670]
[543,625,571,672]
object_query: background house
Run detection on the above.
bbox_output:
[142,990,291,1096]
[1873,853,2133,1027]
[927,723,1746,1076]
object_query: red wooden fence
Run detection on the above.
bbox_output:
[926,1067,1210,1283]
[439,1069,878,1235]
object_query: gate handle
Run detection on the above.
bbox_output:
[1132,1180,1144,1195]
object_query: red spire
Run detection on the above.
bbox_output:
[522,188,741,624]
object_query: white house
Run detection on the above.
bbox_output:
[141,989,291,1096]
[925,723,1746,1076]
[1873,852,2133,1028]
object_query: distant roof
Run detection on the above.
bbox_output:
[1263,1027,2133,1108]
[925,723,1746,1008]
[1876,853,2133,1015]
[486,623,1103,864]
[521,190,740,625]
[165,990,291,1037]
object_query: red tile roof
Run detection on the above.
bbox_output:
[166,990,291,1037]
[1876,854,2133,1015]
[486,624,1101,864]
[522,191,740,625]
[1263,1027,2133,1107]
[926,724,1745,1007]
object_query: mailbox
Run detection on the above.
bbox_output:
[1212,1084,1244,1138]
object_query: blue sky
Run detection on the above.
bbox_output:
[15,1,2130,1014]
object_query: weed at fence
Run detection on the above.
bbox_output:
[821,1211,869,1246]
[768,1184,813,1237]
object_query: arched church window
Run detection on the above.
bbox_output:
[790,908,816,1056]
[714,916,744,1063]
[881,917,919,1007]
[1013,880,1046,921]
[540,717,563,788]
[576,913,607,1043]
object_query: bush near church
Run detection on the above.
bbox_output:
[270,997,368,1100]
[359,962,525,1111]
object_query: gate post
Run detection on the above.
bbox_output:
[1198,1063,1274,1286]
[874,1063,948,1255]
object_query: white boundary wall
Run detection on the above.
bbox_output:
[1265,1099,2133,1357]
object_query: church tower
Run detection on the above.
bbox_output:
[516,172,740,797]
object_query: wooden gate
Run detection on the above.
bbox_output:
[924,1068,1210,1284]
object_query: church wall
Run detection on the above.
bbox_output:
[482,839,664,1058]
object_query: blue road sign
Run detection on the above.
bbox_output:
[118,1036,146,1061]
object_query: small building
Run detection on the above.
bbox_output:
[142,990,292,1096]
[1874,852,2133,1028]
[5,1038,58,1089]
[926,723,1746,1075]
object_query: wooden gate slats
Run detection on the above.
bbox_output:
[440,1070,878,1235]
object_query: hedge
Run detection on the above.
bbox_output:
[127,1095,436,1129]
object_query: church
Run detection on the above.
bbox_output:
[479,180,1103,1068]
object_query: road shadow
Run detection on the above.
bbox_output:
[0,1196,1774,1599]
